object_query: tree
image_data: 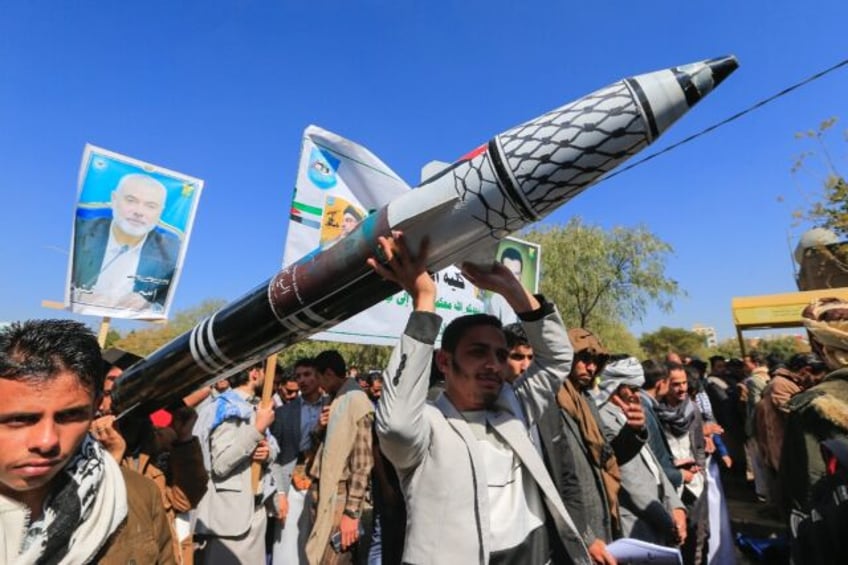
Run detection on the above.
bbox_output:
[597,321,645,358]
[523,218,683,331]
[749,335,810,361]
[103,328,122,348]
[639,326,708,360]
[276,341,393,373]
[710,337,742,359]
[790,117,848,237]
[113,299,227,355]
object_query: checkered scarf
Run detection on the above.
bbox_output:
[596,356,645,406]
[803,297,848,370]
[18,435,127,564]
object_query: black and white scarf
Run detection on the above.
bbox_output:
[655,397,695,438]
[20,435,127,564]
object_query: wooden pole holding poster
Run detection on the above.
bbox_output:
[41,300,112,348]
[251,353,278,493]
[97,317,112,348]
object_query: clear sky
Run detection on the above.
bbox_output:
[2,1,847,343]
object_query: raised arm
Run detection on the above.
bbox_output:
[370,233,441,471]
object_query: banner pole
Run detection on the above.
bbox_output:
[252,354,278,493]
[97,317,112,348]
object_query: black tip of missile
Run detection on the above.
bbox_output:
[707,55,739,89]
[673,55,739,108]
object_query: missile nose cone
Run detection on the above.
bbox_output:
[670,55,739,109]
[706,55,739,90]
[625,55,739,140]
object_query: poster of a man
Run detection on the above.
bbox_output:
[341,204,364,235]
[318,195,365,249]
[66,145,204,320]
[482,237,541,324]
[499,246,525,280]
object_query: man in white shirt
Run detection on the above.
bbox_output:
[270,358,326,564]
[372,232,589,565]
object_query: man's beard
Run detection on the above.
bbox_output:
[114,215,155,238]
[452,358,502,408]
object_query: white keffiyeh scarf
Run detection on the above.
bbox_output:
[16,435,127,565]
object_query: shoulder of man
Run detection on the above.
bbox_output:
[276,397,302,419]
[75,215,110,237]
[146,228,181,256]
[345,388,374,411]
[788,373,848,430]
[121,467,165,509]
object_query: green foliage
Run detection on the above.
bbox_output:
[103,328,122,348]
[595,321,645,358]
[639,326,708,360]
[748,335,810,361]
[275,341,392,373]
[705,335,810,361]
[523,218,683,330]
[112,299,227,356]
[790,116,848,237]
[710,337,742,359]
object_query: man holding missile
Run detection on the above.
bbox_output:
[371,232,590,565]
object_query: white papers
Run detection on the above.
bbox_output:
[606,538,682,564]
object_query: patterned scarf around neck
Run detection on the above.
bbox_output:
[655,396,695,438]
[20,435,127,565]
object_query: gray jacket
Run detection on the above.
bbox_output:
[376,304,590,565]
[195,393,279,538]
[536,403,612,546]
[598,401,684,544]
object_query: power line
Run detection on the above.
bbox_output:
[601,57,848,183]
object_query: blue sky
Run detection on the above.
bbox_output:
[1,1,847,343]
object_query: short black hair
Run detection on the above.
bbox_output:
[293,357,316,371]
[689,358,707,377]
[503,323,529,350]
[227,360,264,388]
[315,350,346,378]
[641,359,667,390]
[665,360,685,374]
[500,247,523,270]
[441,314,502,354]
[787,352,825,373]
[0,319,103,396]
[685,364,703,394]
[343,205,364,222]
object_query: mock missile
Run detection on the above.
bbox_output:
[112,56,738,417]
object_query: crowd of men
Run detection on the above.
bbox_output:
[1,232,846,564]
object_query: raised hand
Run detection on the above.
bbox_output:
[461,261,539,314]
[368,231,435,312]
